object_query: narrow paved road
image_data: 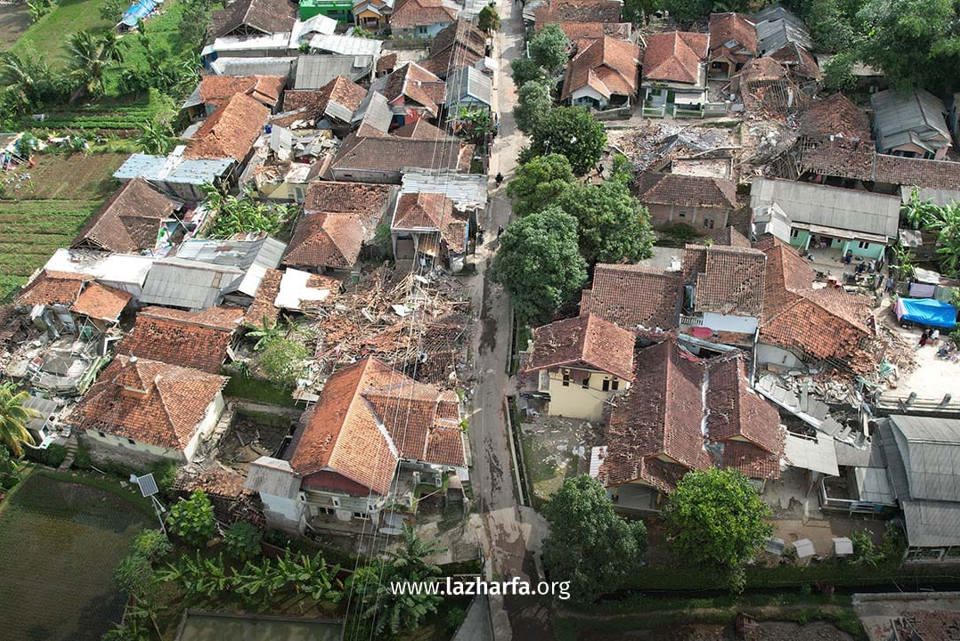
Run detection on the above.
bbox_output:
[466,2,551,639]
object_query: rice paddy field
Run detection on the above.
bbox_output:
[0,470,152,641]
[0,152,126,301]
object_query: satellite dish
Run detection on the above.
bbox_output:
[132,473,160,498]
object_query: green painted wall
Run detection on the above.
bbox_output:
[789,228,811,251]
[300,0,353,21]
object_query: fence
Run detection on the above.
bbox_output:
[641,102,728,119]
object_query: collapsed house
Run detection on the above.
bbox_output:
[246,357,467,534]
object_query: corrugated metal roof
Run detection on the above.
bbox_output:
[140,258,244,309]
[901,500,960,548]
[400,170,487,210]
[175,235,286,297]
[445,66,492,109]
[295,54,374,89]
[307,34,382,57]
[351,90,392,133]
[889,414,960,502]
[870,89,951,153]
[209,56,296,77]
[44,248,155,288]
[754,6,811,54]
[784,433,839,476]
[114,153,233,186]
[750,177,901,240]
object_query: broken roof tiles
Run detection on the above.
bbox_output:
[682,244,767,317]
[524,313,636,382]
[117,305,244,373]
[198,75,286,110]
[533,0,622,26]
[185,93,270,163]
[581,264,682,331]
[634,171,737,210]
[209,0,297,38]
[15,271,89,307]
[70,282,132,322]
[287,357,465,495]
[72,355,227,452]
[799,93,871,143]
[72,178,178,254]
[392,192,468,253]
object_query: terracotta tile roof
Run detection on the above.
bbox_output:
[389,0,457,28]
[210,0,297,38]
[382,63,446,117]
[800,142,960,190]
[421,19,486,77]
[393,192,468,252]
[642,31,709,85]
[393,119,447,139]
[377,53,398,75]
[117,306,244,373]
[72,178,178,253]
[524,313,636,381]
[288,357,464,495]
[755,235,814,317]
[72,355,227,451]
[706,225,752,248]
[185,93,270,163]
[70,282,131,322]
[244,267,282,327]
[561,36,640,101]
[706,356,783,457]
[799,93,870,142]
[769,42,820,79]
[286,182,393,269]
[282,76,367,121]
[304,181,395,214]
[634,172,737,210]
[199,75,286,109]
[682,244,766,317]
[552,21,631,41]
[738,55,788,82]
[534,0,622,25]
[330,131,474,176]
[709,13,757,58]
[601,341,782,490]
[601,340,707,490]
[580,264,682,330]
[16,271,88,307]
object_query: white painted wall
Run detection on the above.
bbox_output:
[756,342,804,369]
[700,312,759,334]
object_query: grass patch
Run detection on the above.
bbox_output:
[223,372,299,408]
[0,468,153,641]
[12,0,115,67]
[22,90,173,132]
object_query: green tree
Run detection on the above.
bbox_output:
[166,491,217,548]
[807,0,860,52]
[0,49,64,111]
[257,337,308,386]
[513,78,553,134]
[506,153,574,216]
[855,0,960,93]
[137,117,175,155]
[491,207,587,325]
[478,3,501,32]
[223,521,263,561]
[526,106,607,176]
[542,476,647,603]
[0,383,37,458]
[204,185,294,238]
[555,181,655,264]
[663,468,772,591]
[66,30,124,98]
[821,53,857,92]
[622,0,662,24]
[932,203,960,277]
[100,0,127,21]
[347,527,443,639]
[510,57,546,86]
[454,106,494,145]
[528,24,570,77]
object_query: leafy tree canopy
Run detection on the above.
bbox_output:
[528,24,571,77]
[478,3,501,32]
[526,106,607,176]
[663,469,772,573]
[257,337,309,387]
[510,57,547,87]
[166,491,217,548]
[513,78,553,134]
[491,207,587,326]
[554,181,655,264]
[542,476,647,603]
[506,153,574,216]
[0,382,38,458]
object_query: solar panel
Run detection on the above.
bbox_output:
[134,473,160,498]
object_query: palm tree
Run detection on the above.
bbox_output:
[0,51,53,109]
[67,31,124,99]
[0,383,38,458]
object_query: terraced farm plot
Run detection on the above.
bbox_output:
[0,471,151,641]
[1,152,126,200]
[0,200,100,300]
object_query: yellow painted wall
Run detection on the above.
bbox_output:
[545,369,629,421]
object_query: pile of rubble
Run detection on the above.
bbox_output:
[608,120,739,173]
[303,265,472,390]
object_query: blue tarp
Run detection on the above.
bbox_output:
[895,297,958,329]
[121,0,157,27]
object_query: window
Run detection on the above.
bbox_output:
[127,438,136,445]
[678,211,686,218]
[293,186,305,203]
[790,228,799,238]
[703,218,715,229]
[98,431,106,438]
[562,372,570,387]
[857,241,870,249]
[581,377,590,389]
[353,512,371,520]
[611,378,620,391]
[602,378,610,392]
[332,496,341,508]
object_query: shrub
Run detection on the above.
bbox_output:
[223,521,263,560]
[131,529,172,562]
[167,491,217,548]
[24,443,67,468]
